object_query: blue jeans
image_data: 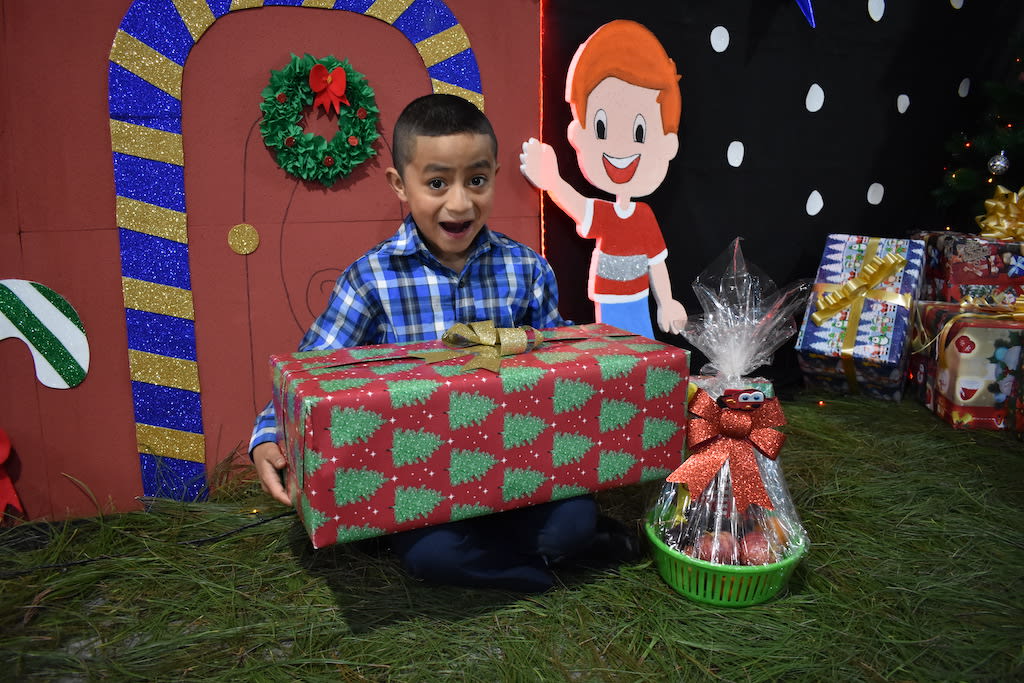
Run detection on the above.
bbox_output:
[388,496,598,592]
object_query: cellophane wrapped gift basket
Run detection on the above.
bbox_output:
[647,239,813,606]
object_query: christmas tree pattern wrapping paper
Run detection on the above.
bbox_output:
[907,301,1023,432]
[913,231,1024,305]
[271,323,690,548]
[795,234,925,400]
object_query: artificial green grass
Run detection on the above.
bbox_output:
[2,392,1022,681]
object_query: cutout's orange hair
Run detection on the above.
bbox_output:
[565,20,681,134]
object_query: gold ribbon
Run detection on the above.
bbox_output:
[811,239,912,391]
[935,298,1024,371]
[976,185,1024,242]
[409,320,541,372]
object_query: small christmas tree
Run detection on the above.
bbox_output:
[934,36,1024,226]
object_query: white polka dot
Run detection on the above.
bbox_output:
[806,83,825,112]
[806,190,824,216]
[866,183,884,205]
[868,0,885,21]
[958,78,971,98]
[710,26,730,53]
[896,94,910,113]
[727,141,744,167]
[950,0,964,8]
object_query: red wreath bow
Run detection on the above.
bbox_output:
[309,64,349,115]
[667,388,787,512]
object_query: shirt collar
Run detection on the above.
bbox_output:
[391,215,498,265]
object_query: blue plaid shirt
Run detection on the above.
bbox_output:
[250,216,565,451]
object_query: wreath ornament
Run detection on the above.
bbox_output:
[260,54,380,187]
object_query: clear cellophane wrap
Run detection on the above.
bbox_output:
[650,239,812,565]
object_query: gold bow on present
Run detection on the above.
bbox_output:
[410,321,541,372]
[976,185,1024,242]
[811,239,912,391]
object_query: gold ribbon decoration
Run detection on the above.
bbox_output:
[410,321,541,372]
[976,185,1024,242]
[810,239,912,391]
[934,298,1024,371]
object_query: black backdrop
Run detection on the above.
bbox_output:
[538,0,1023,387]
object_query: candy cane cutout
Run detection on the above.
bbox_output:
[0,279,90,389]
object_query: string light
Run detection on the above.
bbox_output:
[817,400,826,407]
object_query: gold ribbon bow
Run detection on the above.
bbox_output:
[976,185,1024,242]
[811,239,912,391]
[410,321,541,372]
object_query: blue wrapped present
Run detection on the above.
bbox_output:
[795,234,925,400]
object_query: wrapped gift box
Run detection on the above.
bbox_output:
[795,234,925,400]
[907,301,1023,431]
[272,323,690,548]
[913,230,1024,304]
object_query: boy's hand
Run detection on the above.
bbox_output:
[253,442,292,505]
[520,138,560,191]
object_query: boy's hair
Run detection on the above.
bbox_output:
[391,94,498,175]
[565,20,681,134]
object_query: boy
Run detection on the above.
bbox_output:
[252,94,633,592]
[520,19,688,338]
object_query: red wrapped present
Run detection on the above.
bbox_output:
[272,322,690,548]
[908,300,1023,431]
[914,230,1024,305]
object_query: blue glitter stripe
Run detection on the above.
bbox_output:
[119,228,193,290]
[393,0,457,43]
[118,0,195,66]
[139,453,208,500]
[125,309,198,361]
[206,0,232,18]
[427,48,481,92]
[334,0,375,11]
[108,64,182,133]
[112,153,186,212]
[132,382,204,433]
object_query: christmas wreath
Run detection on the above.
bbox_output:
[259,54,380,187]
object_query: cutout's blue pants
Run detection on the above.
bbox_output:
[596,298,654,338]
[388,496,597,592]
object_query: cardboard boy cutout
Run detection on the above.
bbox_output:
[520,20,687,338]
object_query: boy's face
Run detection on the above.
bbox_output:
[386,133,498,271]
[568,77,678,199]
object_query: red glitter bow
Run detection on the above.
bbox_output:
[309,64,349,115]
[666,388,787,512]
[0,429,25,519]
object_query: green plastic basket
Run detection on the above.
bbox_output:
[644,521,806,607]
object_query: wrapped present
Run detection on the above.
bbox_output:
[795,234,925,400]
[272,322,690,548]
[908,300,1023,431]
[646,239,811,606]
[913,226,1024,305]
